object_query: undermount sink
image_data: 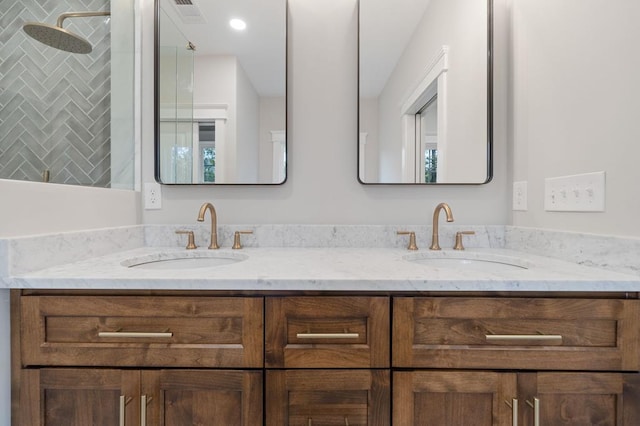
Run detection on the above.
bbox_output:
[404,251,531,272]
[121,251,247,270]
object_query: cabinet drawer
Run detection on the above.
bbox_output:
[266,297,390,368]
[266,370,390,426]
[21,296,264,368]
[393,297,640,371]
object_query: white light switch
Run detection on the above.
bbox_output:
[544,172,605,212]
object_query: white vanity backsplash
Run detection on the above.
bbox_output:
[506,226,640,277]
[1,224,639,278]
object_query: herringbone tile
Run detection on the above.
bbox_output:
[0,0,111,187]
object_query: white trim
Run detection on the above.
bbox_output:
[400,45,449,115]
[359,132,368,181]
[193,104,228,121]
[270,130,286,183]
[399,45,449,183]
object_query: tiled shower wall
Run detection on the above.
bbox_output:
[0,0,111,187]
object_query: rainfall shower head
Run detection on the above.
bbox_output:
[23,11,110,54]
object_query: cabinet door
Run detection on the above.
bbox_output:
[266,369,390,425]
[518,373,640,426]
[393,371,517,426]
[19,368,140,426]
[142,370,263,426]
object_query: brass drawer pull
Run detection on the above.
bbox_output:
[526,398,540,426]
[98,332,173,338]
[140,395,147,426]
[486,334,562,342]
[296,333,360,339]
[119,395,126,426]
[505,399,518,426]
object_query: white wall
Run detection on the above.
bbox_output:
[235,63,260,182]
[142,0,510,226]
[0,180,139,238]
[510,0,640,237]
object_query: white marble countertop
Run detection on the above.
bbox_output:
[5,247,640,292]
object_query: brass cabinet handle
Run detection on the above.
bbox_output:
[140,395,152,426]
[296,333,360,339]
[140,395,146,426]
[526,398,540,426]
[98,332,173,338]
[119,395,125,426]
[486,334,563,342]
[505,399,518,426]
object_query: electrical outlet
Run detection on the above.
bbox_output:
[544,171,605,212]
[513,181,528,211]
[144,182,162,210]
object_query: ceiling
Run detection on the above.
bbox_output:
[160,0,431,99]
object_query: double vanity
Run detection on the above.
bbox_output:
[4,221,640,425]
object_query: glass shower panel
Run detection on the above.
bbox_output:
[158,7,194,183]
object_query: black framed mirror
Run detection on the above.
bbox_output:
[358,0,492,184]
[154,0,287,185]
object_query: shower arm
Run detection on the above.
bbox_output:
[56,11,111,28]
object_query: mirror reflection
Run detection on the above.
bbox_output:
[156,0,287,185]
[359,0,492,184]
[0,0,136,189]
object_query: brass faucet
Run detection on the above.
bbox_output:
[429,202,454,250]
[197,202,219,249]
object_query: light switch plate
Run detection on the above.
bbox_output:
[544,171,605,212]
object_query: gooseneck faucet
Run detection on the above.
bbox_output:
[430,202,454,250]
[197,202,219,249]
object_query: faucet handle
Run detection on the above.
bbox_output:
[397,231,418,251]
[232,230,253,250]
[453,231,475,251]
[175,230,197,250]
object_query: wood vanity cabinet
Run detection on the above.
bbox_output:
[392,297,640,425]
[12,292,640,425]
[266,370,390,425]
[394,371,640,425]
[13,293,264,426]
[19,368,262,426]
[265,296,391,425]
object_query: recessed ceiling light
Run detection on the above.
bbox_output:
[229,18,247,31]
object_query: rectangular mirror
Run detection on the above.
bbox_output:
[0,0,136,189]
[359,0,492,184]
[155,0,287,185]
